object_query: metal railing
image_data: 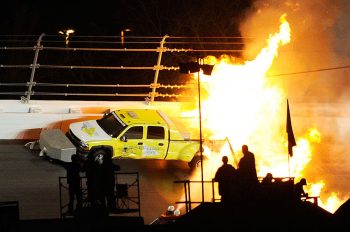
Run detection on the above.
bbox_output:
[173,176,319,214]
[174,179,219,213]
[0,34,245,103]
[58,172,141,218]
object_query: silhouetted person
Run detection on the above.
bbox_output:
[237,145,259,199]
[65,154,83,213]
[101,152,117,211]
[294,178,308,201]
[85,153,93,206]
[214,155,236,204]
[85,152,102,208]
[86,150,118,213]
[260,172,275,202]
[261,173,273,185]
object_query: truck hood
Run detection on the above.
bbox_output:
[69,120,111,142]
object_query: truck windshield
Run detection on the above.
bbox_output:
[96,112,126,137]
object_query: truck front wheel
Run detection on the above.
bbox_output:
[91,149,107,165]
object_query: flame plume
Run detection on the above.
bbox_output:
[178,14,345,213]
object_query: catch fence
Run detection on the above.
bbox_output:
[0,34,245,103]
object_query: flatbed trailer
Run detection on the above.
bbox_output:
[37,129,76,162]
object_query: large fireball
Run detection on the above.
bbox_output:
[178,14,345,213]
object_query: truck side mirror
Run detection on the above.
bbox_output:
[120,135,127,142]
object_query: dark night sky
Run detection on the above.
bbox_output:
[1,0,252,36]
[0,0,253,101]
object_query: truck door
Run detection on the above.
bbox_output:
[117,126,144,159]
[142,125,168,159]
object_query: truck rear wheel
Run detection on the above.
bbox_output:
[188,155,202,169]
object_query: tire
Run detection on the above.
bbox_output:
[91,149,107,165]
[188,155,202,169]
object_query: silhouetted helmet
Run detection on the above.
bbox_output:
[222,156,228,163]
[71,154,78,162]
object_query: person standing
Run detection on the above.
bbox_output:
[102,152,117,211]
[86,152,107,209]
[237,145,259,199]
[214,155,236,204]
[65,154,83,213]
[86,150,118,212]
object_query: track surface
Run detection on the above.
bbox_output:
[0,140,204,224]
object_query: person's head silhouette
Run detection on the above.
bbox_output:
[71,154,78,163]
[222,156,228,164]
[265,173,273,181]
[242,145,249,155]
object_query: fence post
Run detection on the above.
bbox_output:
[23,33,45,103]
[150,35,169,104]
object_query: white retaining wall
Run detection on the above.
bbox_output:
[0,100,188,139]
[1,99,350,141]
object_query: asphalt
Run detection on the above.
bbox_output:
[0,139,197,225]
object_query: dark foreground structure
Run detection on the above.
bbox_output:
[1,175,350,232]
[151,199,350,232]
[2,197,350,232]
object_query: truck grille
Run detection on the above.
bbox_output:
[66,130,81,148]
[66,130,90,156]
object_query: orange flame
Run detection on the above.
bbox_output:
[177,14,344,213]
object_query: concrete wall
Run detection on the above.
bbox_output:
[1,99,350,141]
[0,100,188,139]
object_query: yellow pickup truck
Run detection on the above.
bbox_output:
[65,109,202,168]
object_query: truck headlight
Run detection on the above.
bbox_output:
[80,141,89,149]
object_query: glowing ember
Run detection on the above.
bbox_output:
[177,14,345,213]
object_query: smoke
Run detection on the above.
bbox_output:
[239,0,350,208]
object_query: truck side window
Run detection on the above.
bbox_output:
[147,126,165,139]
[124,126,143,139]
